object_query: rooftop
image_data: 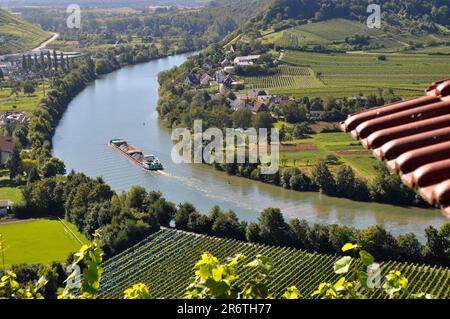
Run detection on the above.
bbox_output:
[341,79,450,215]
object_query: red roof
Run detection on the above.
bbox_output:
[341,79,450,216]
[0,136,13,153]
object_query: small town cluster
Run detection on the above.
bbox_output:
[181,44,327,119]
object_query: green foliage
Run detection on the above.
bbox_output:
[60,232,103,299]
[0,271,47,299]
[123,283,152,299]
[312,244,434,299]
[185,252,277,299]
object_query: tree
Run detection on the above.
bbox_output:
[125,186,147,210]
[258,208,290,246]
[311,161,335,195]
[289,218,311,250]
[232,108,253,129]
[335,165,356,197]
[396,233,423,264]
[289,170,313,191]
[27,166,41,184]
[7,143,23,179]
[22,80,36,96]
[148,198,177,227]
[42,157,66,178]
[175,202,197,229]
[252,112,273,130]
[292,122,312,139]
[357,225,399,261]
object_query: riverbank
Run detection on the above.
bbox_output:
[52,54,447,241]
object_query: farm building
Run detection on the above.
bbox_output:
[233,55,261,66]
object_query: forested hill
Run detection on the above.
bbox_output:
[0,8,50,55]
[253,0,450,32]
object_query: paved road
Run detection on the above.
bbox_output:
[31,32,59,52]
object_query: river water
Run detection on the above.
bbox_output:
[52,52,448,241]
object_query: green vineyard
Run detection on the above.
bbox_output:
[243,65,324,90]
[99,228,450,299]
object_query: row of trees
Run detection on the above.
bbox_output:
[17,173,450,267]
[21,50,71,76]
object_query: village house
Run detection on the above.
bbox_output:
[309,100,325,118]
[215,70,226,84]
[223,75,234,88]
[202,61,214,70]
[0,135,13,166]
[223,66,235,74]
[252,101,269,114]
[0,200,13,216]
[273,95,290,107]
[200,73,214,87]
[227,98,252,111]
[0,112,28,127]
[233,55,261,66]
[184,74,200,86]
[257,95,274,103]
[221,58,231,67]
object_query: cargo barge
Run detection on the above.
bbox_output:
[109,139,163,171]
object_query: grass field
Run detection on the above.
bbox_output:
[0,219,88,267]
[279,130,379,178]
[0,8,51,55]
[0,80,49,112]
[279,50,450,98]
[0,170,23,203]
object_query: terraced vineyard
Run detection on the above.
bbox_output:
[0,8,50,55]
[99,228,450,299]
[279,50,450,98]
[243,65,324,90]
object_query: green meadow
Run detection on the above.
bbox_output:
[280,132,379,178]
[0,219,87,267]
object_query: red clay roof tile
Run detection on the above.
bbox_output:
[341,79,450,215]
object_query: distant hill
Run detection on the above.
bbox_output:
[0,0,212,8]
[259,0,450,32]
[0,8,50,55]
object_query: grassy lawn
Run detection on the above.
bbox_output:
[0,170,23,203]
[0,219,88,267]
[280,131,379,178]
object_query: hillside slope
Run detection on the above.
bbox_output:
[99,228,450,299]
[0,8,50,55]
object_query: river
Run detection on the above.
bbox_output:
[52,52,448,241]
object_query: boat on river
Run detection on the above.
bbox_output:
[109,139,163,171]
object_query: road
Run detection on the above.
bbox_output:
[31,32,59,52]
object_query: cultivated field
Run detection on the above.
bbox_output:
[279,131,379,177]
[0,9,51,55]
[279,50,450,98]
[0,219,87,267]
[99,229,450,299]
[243,65,324,90]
